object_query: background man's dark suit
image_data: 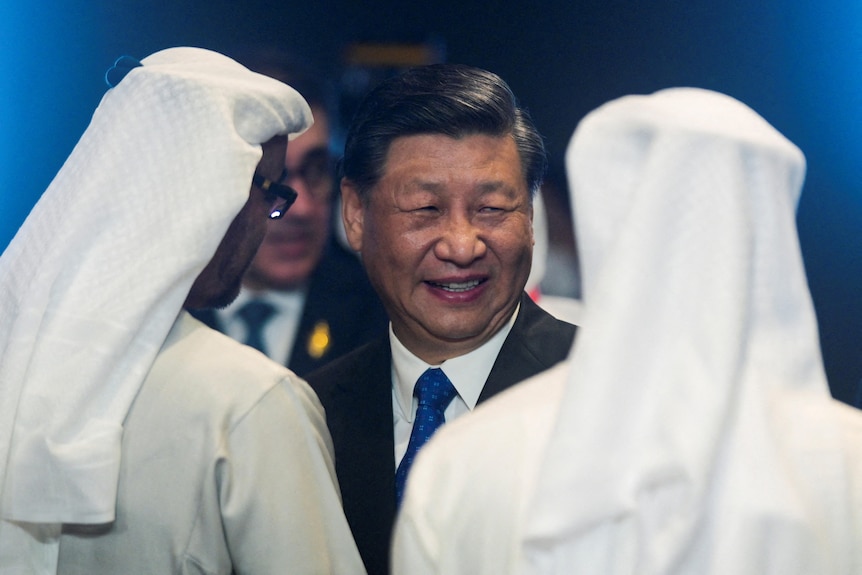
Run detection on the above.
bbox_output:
[193,239,388,376]
[306,293,576,575]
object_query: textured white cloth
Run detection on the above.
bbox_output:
[392,88,862,574]
[57,312,365,575]
[0,47,311,531]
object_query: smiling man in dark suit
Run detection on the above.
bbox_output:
[305,63,576,575]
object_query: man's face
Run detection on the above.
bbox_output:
[244,106,332,291]
[342,133,534,364]
[184,135,288,310]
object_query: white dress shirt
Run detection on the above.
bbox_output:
[390,304,519,467]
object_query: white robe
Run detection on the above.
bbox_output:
[57,312,366,574]
[393,360,568,575]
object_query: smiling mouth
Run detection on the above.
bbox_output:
[427,279,484,292]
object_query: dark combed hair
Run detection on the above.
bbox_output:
[341,63,546,198]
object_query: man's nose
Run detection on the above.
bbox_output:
[433,215,487,265]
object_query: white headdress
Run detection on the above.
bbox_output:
[0,47,312,525]
[522,88,862,573]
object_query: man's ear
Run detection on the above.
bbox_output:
[341,178,365,253]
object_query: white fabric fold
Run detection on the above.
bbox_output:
[522,87,862,573]
[0,46,312,528]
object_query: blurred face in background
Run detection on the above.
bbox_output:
[244,105,333,291]
[185,135,289,309]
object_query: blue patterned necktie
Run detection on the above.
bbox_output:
[236,299,277,355]
[395,368,458,506]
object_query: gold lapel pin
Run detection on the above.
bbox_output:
[307,321,331,359]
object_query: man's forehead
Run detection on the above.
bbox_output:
[385,131,517,158]
[381,133,525,182]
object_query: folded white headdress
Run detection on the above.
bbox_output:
[522,88,862,573]
[0,47,312,524]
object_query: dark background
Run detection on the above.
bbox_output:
[2,0,860,403]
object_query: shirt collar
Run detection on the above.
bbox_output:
[219,285,306,319]
[391,303,520,422]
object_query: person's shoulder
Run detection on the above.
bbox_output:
[506,294,577,364]
[402,359,572,535]
[519,293,578,332]
[132,313,325,448]
[448,358,570,448]
[154,312,297,403]
[305,336,389,391]
[417,359,571,482]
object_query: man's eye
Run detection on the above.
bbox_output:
[297,148,333,187]
[304,160,328,180]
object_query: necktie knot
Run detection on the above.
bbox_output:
[236,299,277,354]
[415,367,458,411]
[237,299,276,325]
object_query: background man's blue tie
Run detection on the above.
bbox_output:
[236,299,276,355]
[395,367,458,506]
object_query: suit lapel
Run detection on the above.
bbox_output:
[326,338,397,575]
[479,293,576,403]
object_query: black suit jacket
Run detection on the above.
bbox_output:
[192,239,388,377]
[306,293,576,575]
